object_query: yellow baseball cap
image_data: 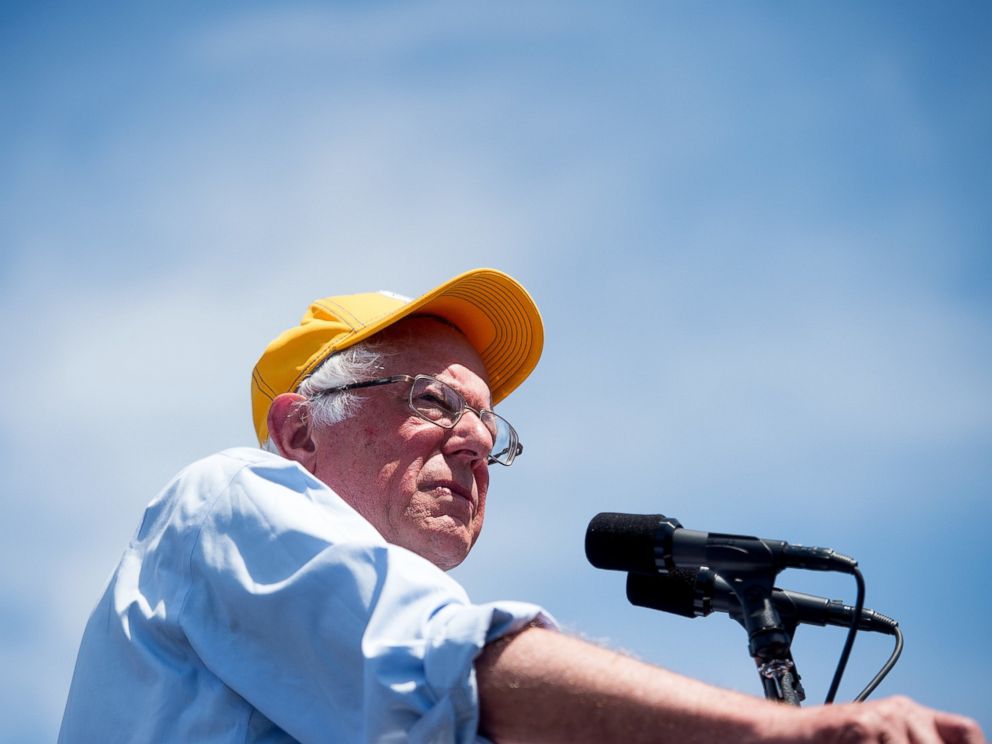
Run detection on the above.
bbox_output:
[251,268,544,444]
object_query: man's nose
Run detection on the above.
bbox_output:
[446,409,494,462]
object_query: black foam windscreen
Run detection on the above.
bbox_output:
[584,512,666,574]
[625,569,702,619]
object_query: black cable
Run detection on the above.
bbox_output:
[855,625,903,702]
[824,565,865,704]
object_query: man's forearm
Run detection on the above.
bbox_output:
[476,626,790,744]
[475,627,985,744]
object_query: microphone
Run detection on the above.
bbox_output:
[585,512,858,576]
[626,568,898,635]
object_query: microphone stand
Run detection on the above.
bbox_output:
[722,570,805,706]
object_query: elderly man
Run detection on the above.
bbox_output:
[60,269,982,743]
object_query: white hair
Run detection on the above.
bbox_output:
[261,339,393,455]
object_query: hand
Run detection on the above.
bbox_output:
[795,696,985,744]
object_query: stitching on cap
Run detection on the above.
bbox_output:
[310,296,411,345]
[317,298,364,328]
[489,279,530,391]
[445,276,532,397]
[343,300,414,330]
[487,281,529,376]
[252,368,276,400]
[282,298,409,396]
[453,277,529,370]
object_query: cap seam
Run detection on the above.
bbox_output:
[252,368,277,400]
[314,298,364,329]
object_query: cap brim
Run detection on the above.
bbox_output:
[326,268,543,406]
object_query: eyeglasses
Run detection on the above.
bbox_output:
[316,374,523,466]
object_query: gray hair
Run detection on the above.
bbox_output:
[261,339,392,455]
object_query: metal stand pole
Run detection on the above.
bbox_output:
[724,571,805,705]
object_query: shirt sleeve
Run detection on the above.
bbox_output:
[178,451,555,743]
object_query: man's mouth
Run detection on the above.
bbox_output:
[428,481,476,513]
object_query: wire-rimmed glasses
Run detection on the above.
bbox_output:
[316,374,523,466]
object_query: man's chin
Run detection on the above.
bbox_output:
[412,525,474,571]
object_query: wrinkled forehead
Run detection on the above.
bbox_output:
[375,316,492,400]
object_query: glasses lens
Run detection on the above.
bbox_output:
[484,411,519,466]
[410,375,520,466]
[410,376,462,426]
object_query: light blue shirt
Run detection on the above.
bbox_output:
[59,448,553,743]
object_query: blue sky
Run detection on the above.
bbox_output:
[2,2,990,740]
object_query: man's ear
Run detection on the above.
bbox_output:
[267,393,317,466]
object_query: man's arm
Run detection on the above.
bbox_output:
[475,627,985,744]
